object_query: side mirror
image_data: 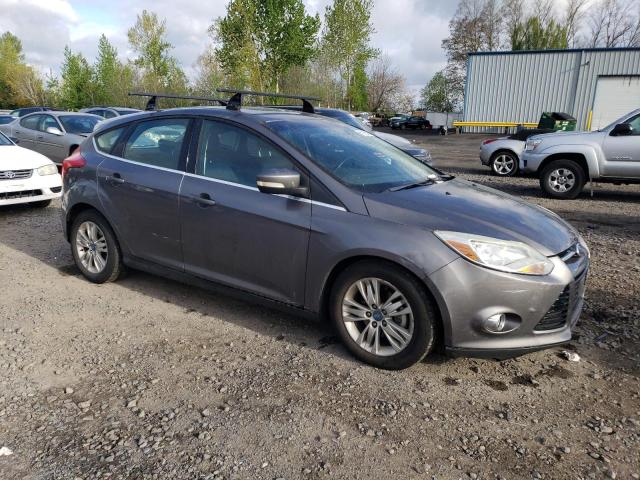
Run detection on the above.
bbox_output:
[610,123,633,136]
[256,169,309,198]
[46,126,63,136]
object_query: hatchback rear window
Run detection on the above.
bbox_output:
[59,115,101,134]
[95,128,125,154]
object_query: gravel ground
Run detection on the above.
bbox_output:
[0,132,638,480]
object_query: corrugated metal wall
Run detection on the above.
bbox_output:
[464,48,640,132]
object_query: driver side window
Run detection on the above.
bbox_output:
[627,114,640,135]
[40,115,60,133]
[196,120,298,187]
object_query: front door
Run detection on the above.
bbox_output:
[96,117,191,270]
[601,113,640,177]
[180,119,311,305]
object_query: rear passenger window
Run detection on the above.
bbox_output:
[20,115,41,130]
[123,119,189,170]
[95,128,125,154]
[196,120,296,187]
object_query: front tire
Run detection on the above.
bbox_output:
[70,210,123,283]
[329,261,436,370]
[490,151,519,177]
[540,160,585,199]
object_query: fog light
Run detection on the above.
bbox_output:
[484,313,507,333]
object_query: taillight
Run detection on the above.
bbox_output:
[482,139,498,145]
[61,148,86,178]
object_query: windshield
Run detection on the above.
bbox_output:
[265,116,438,193]
[59,115,101,134]
[600,109,640,131]
[317,110,365,130]
[0,131,13,145]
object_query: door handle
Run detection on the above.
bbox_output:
[106,173,125,185]
[193,193,216,207]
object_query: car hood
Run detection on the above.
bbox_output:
[363,178,577,256]
[529,130,603,145]
[0,145,52,169]
[374,130,412,147]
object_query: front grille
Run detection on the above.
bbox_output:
[0,169,32,180]
[535,270,587,331]
[0,189,42,200]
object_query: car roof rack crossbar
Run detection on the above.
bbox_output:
[128,92,228,111]
[216,88,319,113]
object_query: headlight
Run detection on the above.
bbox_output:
[37,164,58,176]
[434,231,554,275]
[525,139,542,151]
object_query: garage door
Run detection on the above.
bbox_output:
[591,76,640,130]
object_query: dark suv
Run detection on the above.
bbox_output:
[61,92,588,370]
[391,116,432,130]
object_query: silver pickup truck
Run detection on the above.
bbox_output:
[521,108,640,199]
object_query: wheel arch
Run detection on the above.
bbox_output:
[319,254,447,348]
[65,202,113,242]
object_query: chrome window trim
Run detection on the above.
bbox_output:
[92,137,347,212]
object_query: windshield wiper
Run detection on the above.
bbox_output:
[387,178,435,192]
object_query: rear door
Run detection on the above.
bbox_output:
[13,114,41,148]
[34,114,67,162]
[96,117,192,270]
[601,113,640,177]
[179,119,311,305]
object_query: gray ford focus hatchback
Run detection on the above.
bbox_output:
[61,91,589,370]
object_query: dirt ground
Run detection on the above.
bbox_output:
[0,132,638,480]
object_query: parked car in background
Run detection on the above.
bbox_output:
[61,97,588,369]
[391,115,432,130]
[0,131,61,208]
[480,128,555,177]
[9,106,56,118]
[80,106,142,119]
[271,106,432,164]
[0,115,15,125]
[522,108,640,199]
[0,112,102,165]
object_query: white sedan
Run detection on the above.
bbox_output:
[0,131,62,207]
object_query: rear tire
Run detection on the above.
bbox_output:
[329,260,436,370]
[29,200,52,208]
[540,159,585,199]
[490,151,519,177]
[70,210,123,283]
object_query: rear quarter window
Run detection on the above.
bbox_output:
[95,128,125,154]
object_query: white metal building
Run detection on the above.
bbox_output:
[463,47,640,131]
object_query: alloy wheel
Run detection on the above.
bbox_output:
[548,168,576,193]
[341,277,414,356]
[492,154,516,175]
[75,221,108,274]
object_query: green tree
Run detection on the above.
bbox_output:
[93,34,120,105]
[59,46,94,110]
[0,32,43,108]
[348,54,368,110]
[511,16,568,50]
[256,0,320,92]
[127,10,185,91]
[420,70,457,112]
[322,0,378,110]
[213,0,319,94]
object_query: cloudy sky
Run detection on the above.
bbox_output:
[0,0,458,93]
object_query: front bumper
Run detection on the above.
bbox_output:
[520,151,547,173]
[0,173,62,206]
[479,147,491,166]
[429,250,588,358]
